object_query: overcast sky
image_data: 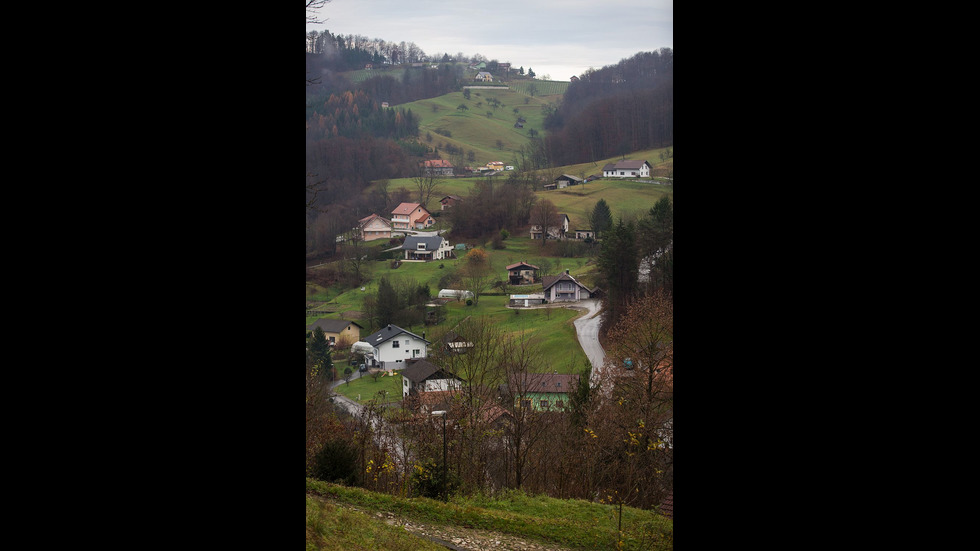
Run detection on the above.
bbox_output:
[306,0,672,81]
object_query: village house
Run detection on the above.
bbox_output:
[573,229,595,240]
[442,330,474,355]
[422,159,454,177]
[474,71,493,82]
[306,319,363,346]
[357,213,392,241]
[506,261,540,285]
[554,174,583,188]
[507,372,579,411]
[439,195,463,210]
[530,214,570,240]
[541,270,594,302]
[390,202,434,231]
[359,324,431,370]
[602,160,652,178]
[400,359,464,398]
[401,235,454,261]
[486,161,505,171]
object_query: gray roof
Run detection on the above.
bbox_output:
[307,319,363,333]
[401,359,463,383]
[362,324,431,346]
[401,235,445,250]
[541,272,589,291]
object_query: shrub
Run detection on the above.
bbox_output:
[311,438,359,485]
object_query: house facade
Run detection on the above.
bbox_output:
[391,202,433,230]
[402,235,453,261]
[602,160,652,178]
[358,213,392,241]
[573,229,595,240]
[306,319,363,346]
[541,271,593,302]
[362,324,431,370]
[530,214,570,240]
[475,71,493,82]
[506,261,539,285]
[400,359,464,398]
[422,159,454,176]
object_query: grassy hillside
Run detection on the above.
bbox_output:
[400,87,555,168]
[373,146,674,230]
[307,479,674,550]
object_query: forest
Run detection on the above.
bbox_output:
[543,49,674,166]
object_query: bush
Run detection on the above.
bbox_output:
[311,438,359,485]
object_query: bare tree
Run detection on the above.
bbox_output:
[499,332,550,490]
[412,163,441,209]
[530,198,559,245]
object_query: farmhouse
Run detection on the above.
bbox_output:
[422,159,454,177]
[530,214,570,240]
[541,270,594,302]
[357,213,392,241]
[439,195,463,210]
[602,160,652,178]
[401,235,453,261]
[391,202,433,230]
[573,229,595,240]
[475,71,493,82]
[506,261,540,285]
[554,174,583,188]
[360,324,431,370]
[306,319,363,345]
[400,359,464,398]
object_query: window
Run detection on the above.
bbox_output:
[521,399,532,409]
[392,340,400,348]
[556,400,564,409]
[540,400,549,409]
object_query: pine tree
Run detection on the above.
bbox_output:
[589,198,613,240]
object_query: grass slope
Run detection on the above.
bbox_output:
[307,479,674,551]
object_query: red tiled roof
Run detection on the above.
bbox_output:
[392,202,423,215]
[423,159,454,168]
[506,261,540,271]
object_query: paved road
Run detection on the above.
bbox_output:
[570,299,606,387]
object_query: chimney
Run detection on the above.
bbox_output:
[565,269,570,274]
[387,324,392,330]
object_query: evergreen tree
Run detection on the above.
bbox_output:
[596,219,639,334]
[589,198,613,240]
[375,276,399,328]
[309,327,334,380]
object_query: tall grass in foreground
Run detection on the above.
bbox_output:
[308,479,673,550]
[306,495,445,551]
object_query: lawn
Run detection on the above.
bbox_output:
[334,369,405,405]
